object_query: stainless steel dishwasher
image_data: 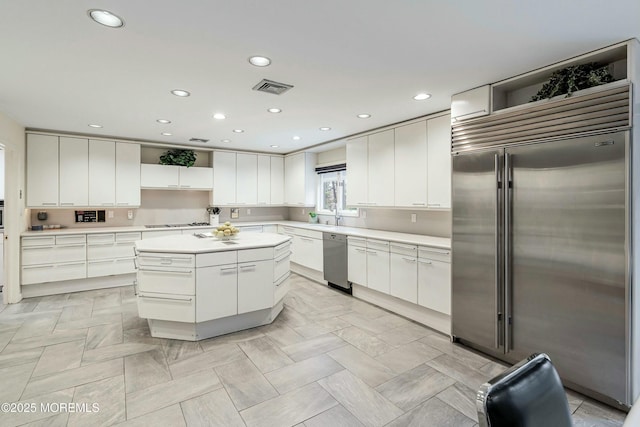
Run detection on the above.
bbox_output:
[323,232,351,294]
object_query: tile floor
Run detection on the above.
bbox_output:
[0,274,628,426]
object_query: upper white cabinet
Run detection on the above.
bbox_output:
[27,134,59,207]
[426,114,452,208]
[212,151,236,205]
[451,85,490,122]
[257,155,270,205]
[284,152,317,206]
[115,143,141,206]
[236,153,257,204]
[394,121,427,207]
[346,130,394,207]
[88,140,116,206]
[141,164,212,190]
[270,156,284,205]
[59,137,89,207]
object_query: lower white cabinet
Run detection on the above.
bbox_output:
[21,235,87,285]
[196,264,238,322]
[417,247,451,315]
[367,240,390,294]
[279,226,323,273]
[390,243,418,303]
[238,259,273,314]
[87,232,140,278]
[137,292,195,323]
[137,267,196,295]
[347,237,367,285]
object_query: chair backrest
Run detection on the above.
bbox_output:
[476,353,573,427]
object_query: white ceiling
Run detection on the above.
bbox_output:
[1,1,639,154]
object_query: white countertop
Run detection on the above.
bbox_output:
[135,232,291,254]
[21,220,451,249]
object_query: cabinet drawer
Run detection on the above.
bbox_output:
[116,232,141,242]
[238,247,272,263]
[347,236,367,248]
[22,264,56,285]
[56,262,87,281]
[274,240,292,258]
[55,244,86,263]
[281,226,321,239]
[87,234,115,244]
[137,291,195,322]
[138,253,195,268]
[22,236,56,247]
[22,245,56,266]
[87,243,117,261]
[113,241,137,258]
[87,259,116,278]
[137,267,195,295]
[114,257,136,275]
[390,242,417,256]
[418,247,451,263]
[196,251,237,268]
[56,235,86,245]
[367,239,390,251]
[274,272,290,303]
[274,252,290,282]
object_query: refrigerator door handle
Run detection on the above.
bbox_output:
[504,152,513,351]
[494,153,501,349]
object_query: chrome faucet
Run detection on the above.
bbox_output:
[331,182,341,226]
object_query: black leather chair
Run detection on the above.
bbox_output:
[476,353,572,427]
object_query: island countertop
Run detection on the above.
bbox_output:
[134,231,291,254]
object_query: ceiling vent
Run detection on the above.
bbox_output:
[252,79,294,95]
[189,137,209,143]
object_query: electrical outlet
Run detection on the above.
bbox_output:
[411,213,417,223]
[127,210,133,220]
[247,208,251,215]
[107,210,114,219]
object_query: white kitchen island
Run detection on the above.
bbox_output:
[134,232,291,341]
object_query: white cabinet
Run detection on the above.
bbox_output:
[87,232,140,278]
[236,153,257,204]
[270,156,284,205]
[394,121,427,207]
[427,114,452,208]
[284,152,317,206]
[89,140,116,206]
[346,136,368,206]
[238,259,273,314]
[347,237,367,286]
[367,130,395,206]
[257,155,271,205]
[451,85,490,122]
[0,150,4,200]
[59,137,89,207]
[27,134,59,207]
[346,130,394,207]
[389,243,418,303]
[417,247,451,315]
[21,234,86,285]
[213,151,236,205]
[366,240,390,294]
[196,263,238,321]
[115,143,141,206]
[293,235,323,272]
[141,164,212,190]
[140,164,179,188]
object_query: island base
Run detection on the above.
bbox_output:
[146,301,284,341]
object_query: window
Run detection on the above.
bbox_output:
[317,171,358,216]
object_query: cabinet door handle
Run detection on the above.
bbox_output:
[367,250,377,255]
[240,264,256,269]
[58,244,86,248]
[42,203,58,206]
[402,257,417,262]
[180,185,191,188]
[139,294,192,302]
[88,242,114,247]
[355,248,366,253]
[60,202,74,206]
[116,203,130,206]
[412,203,426,206]
[23,246,55,250]
[168,184,179,187]
[101,203,115,206]
[23,264,55,269]
[220,266,238,272]
[428,203,441,207]
[115,241,135,245]
[300,237,314,242]
[139,268,193,274]
[418,260,432,265]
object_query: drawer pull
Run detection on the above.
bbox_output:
[23,264,55,269]
[418,260,433,265]
[220,267,238,272]
[300,237,315,242]
[240,264,256,269]
[42,203,57,206]
[412,203,426,206]
[402,257,417,262]
[139,268,193,274]
[139,295,192,302]
[116,241,135,245]
[367,250,377,255]
[23,246,55,250]
[88,243,114,247]
[275,253,291,263]
[101,203,115,206]
[355,248,366,253]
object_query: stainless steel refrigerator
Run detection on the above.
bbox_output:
[452,130,629,406]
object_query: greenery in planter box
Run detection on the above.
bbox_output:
[159,149,197,167]
[530,62,614,102]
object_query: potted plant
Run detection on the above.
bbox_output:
[530,62,615,102]
[308,212,318,223]
[159,149,197,167]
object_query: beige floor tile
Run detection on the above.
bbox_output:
[304,404,364,427]
[386,397,476,427]
[67,375,126,426]
[328,345,396,388]
[114,404,185,427]
[333,326,395,357]
[85,322,123,350]
[238,336,294,373]
[169,342,246,378]
[124,348,171,393]
[181,389,245,427]
[0,388,75,427]
[0,361,37,402]
[281,333,346,361]
[82,342,159,364]
[32,339,85,377]
[376,364,456,411]
[436,382,478,422]
[215,357,278,411]
[375,340,443,375]
[265,353,344,394]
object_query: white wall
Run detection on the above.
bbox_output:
[0,111,26,304]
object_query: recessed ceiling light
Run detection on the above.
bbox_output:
[161,132,172,136]
[88,124,103,128]
[221,139,231,143]
[319,127,331,131]
[413,93,432,101]
[267,108,282,113]
[156,119,171,124]
[87,9,124,28]
[213,113,226,120]
[171,89,190,97]
[292,136,301,140]
[233,129,244,133]
[357,114,371,119]
[270,145,279,148]
[248,56,271,67]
